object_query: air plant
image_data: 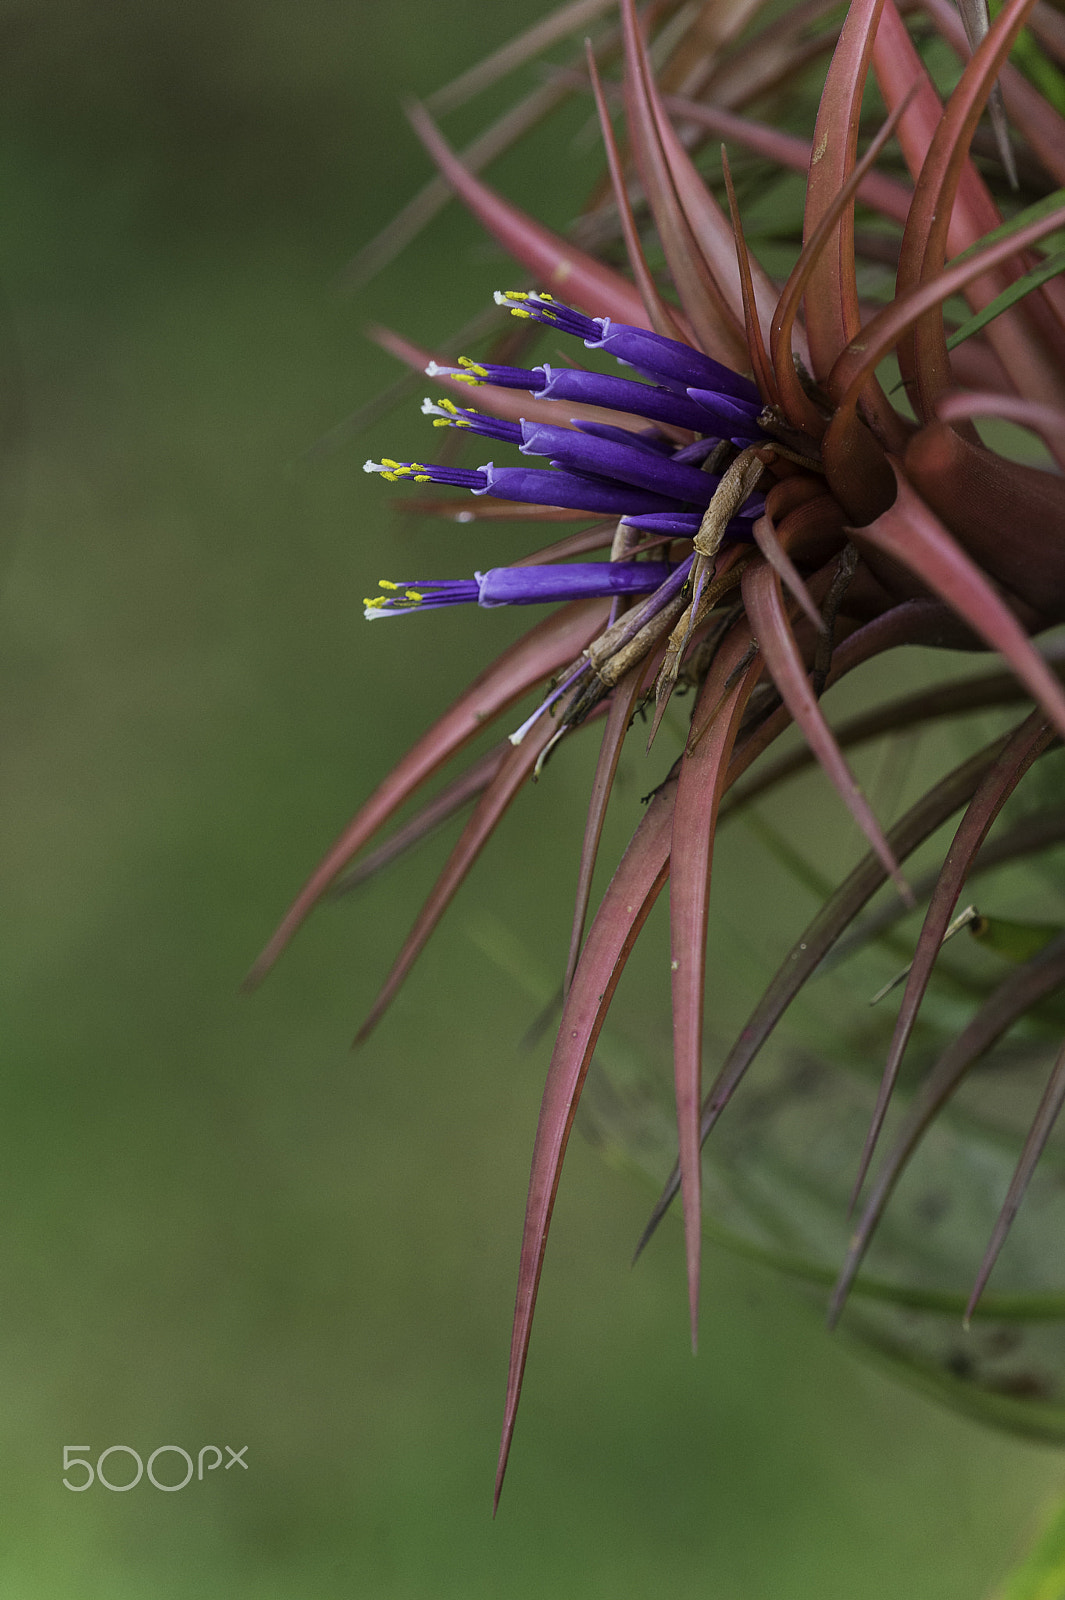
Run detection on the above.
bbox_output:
[250,0,1065,1503]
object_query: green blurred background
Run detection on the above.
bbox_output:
[0,1,1062,1593]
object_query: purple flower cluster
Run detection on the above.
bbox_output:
[363,291,769,616]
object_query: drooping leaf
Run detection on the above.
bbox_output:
[354,704,565,1046]
[669,622,764,1345]
[405,100,651,325]
[850,711,1055,1203]
[637,731,1012,1256]
[496,773,677,1509]
[830,932,1065,1325]
[741,559,909,894]
[247,600,609,985]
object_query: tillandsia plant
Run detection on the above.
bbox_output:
[250,0,1065,1501]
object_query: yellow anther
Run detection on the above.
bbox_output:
[458,358,489,377]
[363,596,385,609]
[405,590,423,602]
[381,472,400,482]
[413,474,431,482]
[509,309,531,319]
[538,292,555,302]
[378,580,402,590]
[380,458,403,469]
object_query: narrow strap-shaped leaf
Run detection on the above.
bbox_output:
[563,658,649,992]
[834,802,1065,962]
[670,622,763,1346]
[619,0,749,369]
[769,91,914,444]
[342,78,576,293]
[662,93,913,225]
[825,198,1065,432]
[830,931,1065,1325]
[636,731,1010,1257]
[496,775,677,1509]
[354,707,562,1046]
[935,390,1065,457]
[850,710,1055,1202]
[800,0,885,371]
[751,515,822,630]
[632,26,781,352]
[966,1034,1065,1320]
[246,600,608,985]
[584,41,690,344]
[723,657,1049,818]
[720,149,778,406]
[853,467,1065,742]
[404,100,650,325]
[330,744,510,897]
[426,0,618,116]
[893,0,1065,419]
[741,560,908,895]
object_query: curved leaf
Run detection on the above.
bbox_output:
[496,774,677,1509]
[247,600,609,985]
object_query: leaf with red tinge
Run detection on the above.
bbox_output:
[670,622,763,1347]
[619,0,748,368]
[585,42,689,345]
[741,559,910,898]
[830,931,1065,1327]
[405,100,650,326]
[246,600,608,987]
[936,390,1065,457]
[849,710,1055,1204]
[721,150,778,406]
[825,195,1065,435]
[496,774,677,1510]
[636,730,1012,1261]
[354,705,562,1047]
[893,0,1061,418]
[564,661,649,992]
[330,744,510,898]
[853,467,1065,744]
[769,89,914,444]
[966,1033,1065,1321]
[664,92,913,226]
[751,514,822,631]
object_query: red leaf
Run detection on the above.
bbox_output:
[966,1031,1065,1320]
[404,100,650,325]
[354,706,563,1046]
[850,711,1055,1204]
[246,600,609,986]
[637,730,1011,1259]
[741,559,909,895]
[853,468,1065,742]
[669,622,763,1345]
[496,774,677,1509]
[584,42,690,344]
[830,931,1065,1326]
[619,0,749,368]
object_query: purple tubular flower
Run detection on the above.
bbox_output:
[494,291,761,405]
[537,365,744,434]
[364,561,675,618]
[520,421,722,505]
[421,397,523,445]
[478,463,680,517]
[622,495,766,538]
